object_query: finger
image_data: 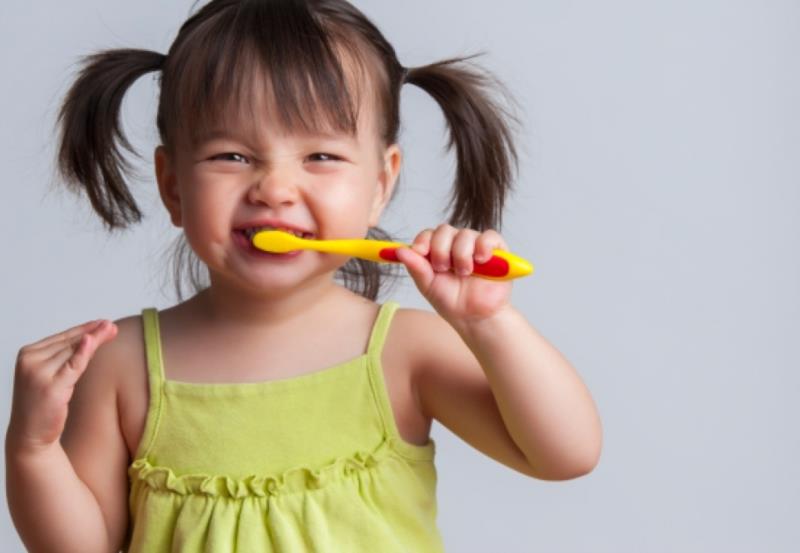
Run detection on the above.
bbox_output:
[429,224,458,272]
[35,321,115,379]
[452,229,479,276]
[21,326,101,369]
[44,320,116,366]
[53,321,117,386]
[395,246,435,292]
[410,228,433,257]
[475,230,508,263]
[30,320,110,362]
[26,319,106,352]
[45,339,88,380]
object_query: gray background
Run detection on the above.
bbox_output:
[2,1,798,551]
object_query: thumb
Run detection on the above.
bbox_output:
[395,246,434,289]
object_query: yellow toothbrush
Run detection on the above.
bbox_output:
[251,230,534,281]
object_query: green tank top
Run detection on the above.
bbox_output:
[124,301,444,552]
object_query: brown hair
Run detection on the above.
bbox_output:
[55,0,522,301]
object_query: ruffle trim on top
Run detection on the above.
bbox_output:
[128,437,403,499]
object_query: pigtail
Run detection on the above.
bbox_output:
[404,54,522,231]
[55,49,165,231]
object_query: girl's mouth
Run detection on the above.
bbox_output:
[232,230,304,259]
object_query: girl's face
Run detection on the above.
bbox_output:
[154,88,402,295]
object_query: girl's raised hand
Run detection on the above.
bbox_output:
[7,319,118,457]
[394,224,514,329]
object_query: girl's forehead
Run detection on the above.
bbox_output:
[189,67,379,150]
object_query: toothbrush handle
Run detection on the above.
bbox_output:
[379,246,533,281]
[312,238,533,280]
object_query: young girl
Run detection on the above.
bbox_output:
[6,1,602,551]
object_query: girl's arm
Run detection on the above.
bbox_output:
[397,226,602,481]
[5,441,114,553]
[5,320,128,553]
[410,306,602,481]
[455,305,602,479]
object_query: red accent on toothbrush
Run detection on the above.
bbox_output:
[379,247,510,277]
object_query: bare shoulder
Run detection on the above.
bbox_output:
[106,313,149,460]
[385,306,434,385]
[389,307,470,417]
[393,307,539,478]
[385,307,445,430]
[388,307,466,398]
[369,305,432,446]
[108,313,147,400]
[388,307,442,387]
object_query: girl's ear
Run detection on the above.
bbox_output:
[154,145,182,227]
[368,143,402,228]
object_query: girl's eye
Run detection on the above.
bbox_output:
[308,153,341,163]
[211,152,248,163]
[207,152,341,164]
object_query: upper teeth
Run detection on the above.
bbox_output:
[243,227,306,239]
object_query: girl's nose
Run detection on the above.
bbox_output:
[247,173,299,205]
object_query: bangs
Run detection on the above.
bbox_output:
[163,0,376,151]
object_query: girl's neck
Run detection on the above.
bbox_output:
[186,277,353,331]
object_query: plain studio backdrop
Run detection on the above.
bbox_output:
[1,1,798,552]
